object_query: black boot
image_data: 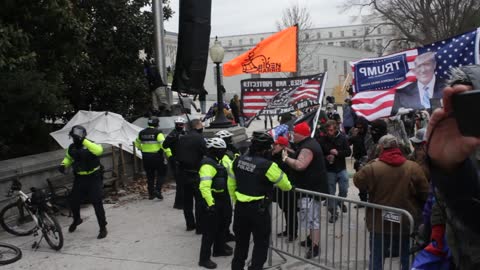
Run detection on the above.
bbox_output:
[97,227,107,239]
[198,259,217,269]
[300,236,312,247]
[68,218,83,233]
[329,214,338,223]
[156,192,164,200]
[212,248,233,257]
[305,245,320,259]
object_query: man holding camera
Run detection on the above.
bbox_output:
[427,75,480,269]
[58,125,107,239]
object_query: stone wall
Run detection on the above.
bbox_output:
[0,145,138,207]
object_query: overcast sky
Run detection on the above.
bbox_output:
[163,0,366,36]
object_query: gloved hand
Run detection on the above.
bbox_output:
[281,149,288,162]
[58,165,66,174]
[206,205,216,215]
[196,108,201,113]
[424,224,446,257]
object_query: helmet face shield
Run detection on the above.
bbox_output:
[70,125,87,138]
[71,128,86,137]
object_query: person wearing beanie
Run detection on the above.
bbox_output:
[282,122,329,259]
[354,134,429,270]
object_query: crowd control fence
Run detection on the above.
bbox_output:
[266,188,415,270]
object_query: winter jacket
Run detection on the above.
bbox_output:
[319,132,352,173]
[342,104,355,129]
[430,158,480,270]
[348,132,367,160]
[354,148,429,233]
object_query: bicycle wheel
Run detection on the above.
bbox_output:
[39,211,63,250]
[0,242,22,265]
[0,202,36,236]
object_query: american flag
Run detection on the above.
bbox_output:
[351,28,480,121]
[241,74,325,118]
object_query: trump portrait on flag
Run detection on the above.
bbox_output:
[392,52,444,114]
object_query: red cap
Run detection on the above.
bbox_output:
[274,136,289,146]
[293,122,311,137]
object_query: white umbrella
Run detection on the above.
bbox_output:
[50,110,142,156]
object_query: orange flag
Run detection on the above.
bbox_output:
[223,26,297,77]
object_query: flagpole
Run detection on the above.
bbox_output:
[311,72,328,138]
[153,0,172,108]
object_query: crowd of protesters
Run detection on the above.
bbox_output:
[126,64,480,270]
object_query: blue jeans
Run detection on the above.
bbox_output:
[369,233,410,270]
[327,170,349,212]
[200,101,207,114]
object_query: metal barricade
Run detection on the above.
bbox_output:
[267,187,415,270]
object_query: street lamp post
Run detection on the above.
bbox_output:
[208,37,233,128]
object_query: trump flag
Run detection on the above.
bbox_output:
[223,26,297,77]
[351,28,480,121]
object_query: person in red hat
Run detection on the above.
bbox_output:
[281,122,329,259]
[271,136,297,241]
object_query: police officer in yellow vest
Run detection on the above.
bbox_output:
[135,116,172,200]
[58,125,107,239]
[198,137,233,269]
[215,130,238,243]
[215,130,240,160]
[228,132,292,270]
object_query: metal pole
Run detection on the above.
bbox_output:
[208,62,232,128]
[153,0,172,107]
[216,63,224,116]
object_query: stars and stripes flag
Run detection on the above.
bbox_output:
[240,73,326,127]
[350,28,480,121]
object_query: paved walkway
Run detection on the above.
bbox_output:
[0,105,375,270]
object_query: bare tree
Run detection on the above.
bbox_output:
[276,3,317,76]
[343,0,480,47]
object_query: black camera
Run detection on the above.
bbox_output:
[452,90,480,137]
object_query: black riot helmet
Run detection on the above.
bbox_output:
[148,116,159,127]
[69,125,87,139]
[69,125,87,146]
[250,131,274,153]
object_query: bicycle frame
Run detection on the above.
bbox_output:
[11,190,41,230]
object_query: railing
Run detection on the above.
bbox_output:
[268,187,415,270]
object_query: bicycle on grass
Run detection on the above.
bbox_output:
[0,179,64,250]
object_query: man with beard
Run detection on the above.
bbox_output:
[282,122,329,259]
[319,120,351,223]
